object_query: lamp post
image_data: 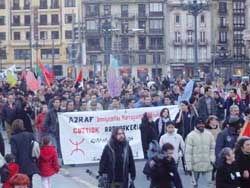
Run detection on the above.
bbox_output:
[181,0,209,80]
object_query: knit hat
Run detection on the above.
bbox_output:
[195,117,205,126]
[228,117,241,127]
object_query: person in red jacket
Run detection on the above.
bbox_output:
[35,104,48,141]
[38,136,59,188]
[3,154,20,188]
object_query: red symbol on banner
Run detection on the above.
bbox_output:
[69,138,85,156]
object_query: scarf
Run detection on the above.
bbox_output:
[158,117,170,135]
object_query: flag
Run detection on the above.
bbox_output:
[6,71,17,88]
[26,71,41,91]
[74,68,83,88]
[240,120,250,137]
[107,55,122,98]
[38,59,52,86]
[178,80,195,103]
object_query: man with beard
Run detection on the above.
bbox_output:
[185,118,215,188]
[99,128,136,188]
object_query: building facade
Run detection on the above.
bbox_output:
[81,0,167,80]
[0,0,81,76]
[212,0,249,79]
[166,0,212,79]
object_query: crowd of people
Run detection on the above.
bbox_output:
[0,73,249,188]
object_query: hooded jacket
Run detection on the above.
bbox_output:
[3,163,19,188]
[38,145,59,177]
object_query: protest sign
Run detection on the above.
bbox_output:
[58,105,179,164]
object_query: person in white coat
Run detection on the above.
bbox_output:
[159,121,185,164]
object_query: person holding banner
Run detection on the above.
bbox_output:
[99,128,136,188]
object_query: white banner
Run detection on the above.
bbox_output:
[58,105,179,165]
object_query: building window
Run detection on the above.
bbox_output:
[13,0,20,10]
[65,0,75,7]
[219,31,227,43]
[39,0,47,9]
[219,2,227,13]
[0,0,5,9]
[104,5,111,16]
[233,15,245,28]
[234,46,245,58]
[65,14,73,24]
[65,30,72,39]
[200,15,205,24]
[233,1,245,14]
[121,54,129,65]
[174,47,182,60]
[187,47,194,60]
[0,32,5,40]
[0,16,4,25]
[121,37,128,50]
[25,32,30,40]
[138,4,146,17]
[86,20,98,31]
[175,15,180,24]
[139,54,146,64]
[220,17,226,27]
[13,15,20,26]
[138,37,146,50]
[40,15,47,25]
[51,0,59,8]
[51,14,59,25]
[150,37,163,49]
[234,31,243,44]
[41,48,60,59]
[174,31,181,42]
[51,31,59,39]
[153,53,161,65]
[149,19,163,33]
[40,31,48,40]
[86,4,99,17]
[14,49,30,60]
[23,0,30,9]
[187,15,193,28]
[13,32,20,40]
[121,4,128,17]
[149,3,163,16]
[121,21,129,33]
[138,20,146,30]
[187,31,193,42]
[200,47,207,60]
[0,49,6,59]
[53,65,63,76]
[89,55,97,65]
[24,15,30,26]
[200,31,206,42]
[86,38,100,51]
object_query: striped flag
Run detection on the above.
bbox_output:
[74,68,83,88]
[240,120,250,137]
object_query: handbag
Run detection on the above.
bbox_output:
[31,140,40,159]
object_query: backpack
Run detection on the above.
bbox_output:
[147,140,161,160]
[0,164,9,183]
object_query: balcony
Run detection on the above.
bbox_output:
[149,12,163,17]
[185,40,194,46]
[85,29,100,36]
[218,24,229,30]
[12,6,20,10]
[149,29,163,35]
[173,40,183,46]
[218,8,227,15]
[198,39,208,46]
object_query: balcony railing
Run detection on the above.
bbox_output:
[173,40,183,46]
[149,12,163,17]
[185,40,194,46]
[199,39,208,46]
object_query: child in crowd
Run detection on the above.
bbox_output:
[2,154,19,188]
[38,136,59,188]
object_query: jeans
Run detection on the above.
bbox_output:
[42,176,52,188]
[192,171,213,188]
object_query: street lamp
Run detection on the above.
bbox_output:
[181,0,209,80]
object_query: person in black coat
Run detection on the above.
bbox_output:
[216,147,241,188]
[99,127,136,188]
[155,108,171,140]
[235,137,250,188]
[148,143,183,188]
[10,119,39,188]
[214,91,225,122]
[140,112,157,159]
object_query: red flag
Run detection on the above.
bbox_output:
[240,120,250,137]
[74,68,83,88]
[26,71,41,91]
[38,59,52,86]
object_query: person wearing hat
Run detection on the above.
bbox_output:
[159,121,185,164]
[185,117,215,188]
[215,117,241,166]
